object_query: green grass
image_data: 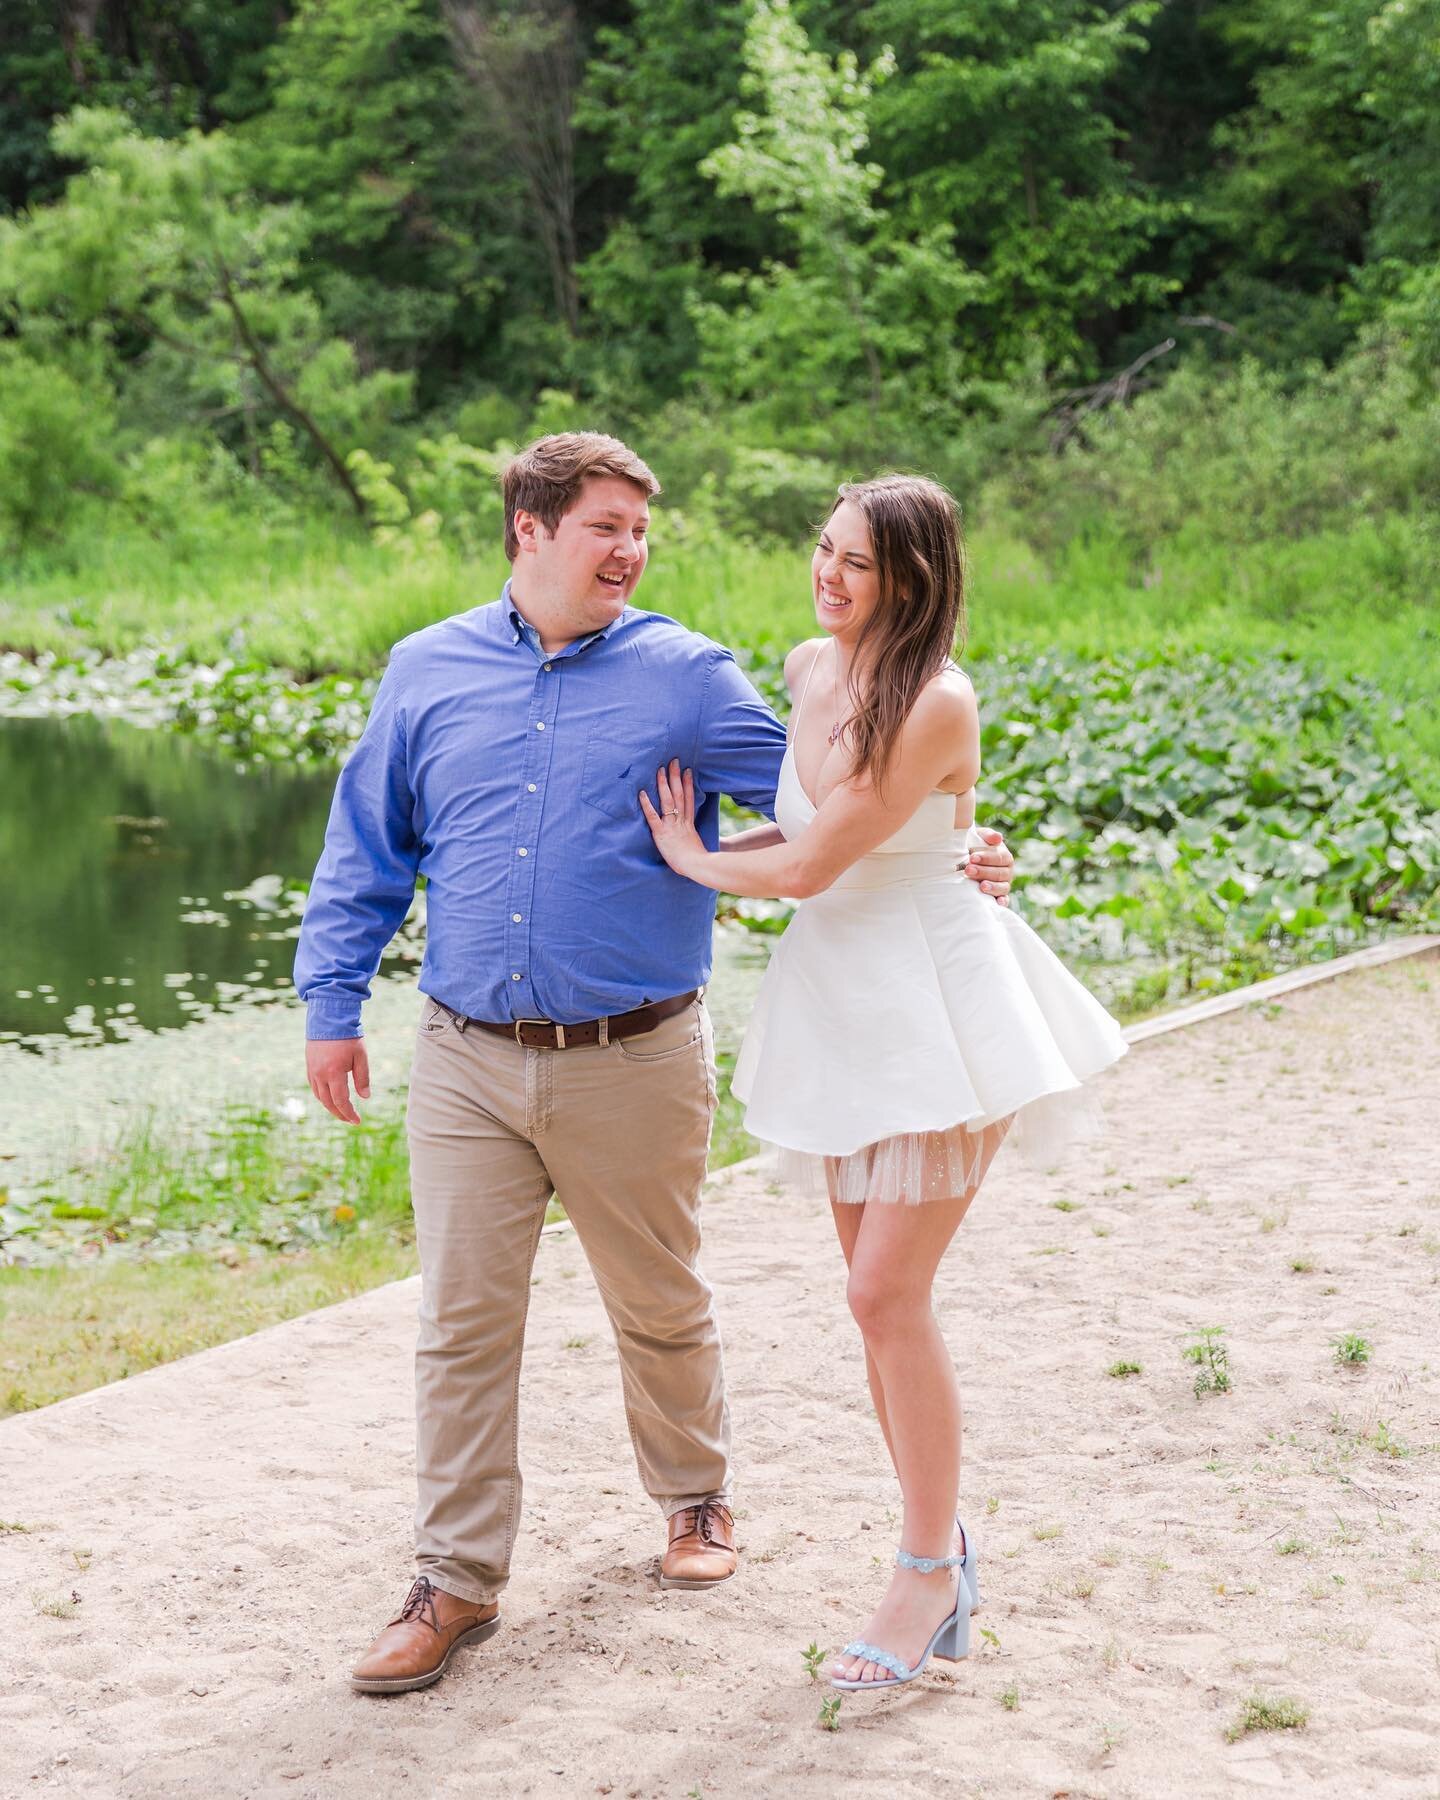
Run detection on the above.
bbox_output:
[1224,1693,1310,1742]
[1,1043,759,1414]
[0,1233,420,1415]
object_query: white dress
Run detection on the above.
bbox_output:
[730,677,1128,1205]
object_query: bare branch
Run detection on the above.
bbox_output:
[445,0,580,332]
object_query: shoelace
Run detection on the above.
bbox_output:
[391,1576,441,1633]
[679,1499,730,1544]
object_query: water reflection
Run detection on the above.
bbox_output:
[1,716,341,1050]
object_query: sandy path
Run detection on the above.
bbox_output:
[2,956,1437,1798]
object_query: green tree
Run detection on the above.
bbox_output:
[860,0,1178,377]
[242,0,480,377]
[0,109,413,515]
[693,0,982,447]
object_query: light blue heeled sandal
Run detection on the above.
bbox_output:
[829,1547,971,1692]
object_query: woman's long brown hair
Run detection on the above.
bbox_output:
[828,474,966,795]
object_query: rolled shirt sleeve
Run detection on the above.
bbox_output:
[294,651,421,1039]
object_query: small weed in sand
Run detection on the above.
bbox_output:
[1276,1536,1307,1556]
[1189,1195,1212,1213]
[1095,1545,1121,1568]
[1032,1522,1063,1542]
[801,1642,826,1681]
[978,1625,1002,1653]
[1165,1174,1193,1188]
[1101,1636,1122,1670]
[1033,1245,1064,1256]
[1368,1420,1410,1458]
[1320,1284,1339,1295]
[1289,1255,1316,1273]
[818,1696,841,1731]
[31,1590,80,1620]
[71,1549,91,1572]
[1107,1360,1142,1378]
[1143,1555,1171,1584]
[1225,1694,1309,1742]
[998,1680,1021,1711]
[985,1496,1000,1516]
[1097,1721,1127,1761]
[0,1520,33,1533]
[1051,1199,1080,1212]
[1069,1576,1096,1600]
[563,1334,590,1350]
[1332,1332,1372,1367]
[1330,1516,1362,1546]
[1184,1326,1232,1395]
[1092,1224,1113,1237]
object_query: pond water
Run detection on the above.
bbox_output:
[1,715,342,1051]
[1,714,770,1059]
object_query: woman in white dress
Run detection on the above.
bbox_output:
[640,475,1126,1692]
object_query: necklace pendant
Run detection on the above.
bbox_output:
[828,720,843,747]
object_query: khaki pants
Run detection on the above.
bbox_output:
[404,995,730,1604]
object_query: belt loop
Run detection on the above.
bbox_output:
[598,1014,609,1048]
[554,1023,566,1050]
[455,1012,468,1034]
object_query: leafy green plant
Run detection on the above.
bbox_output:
[800,1642,825,1681]
[1332,1332,1373,1367]
[1107,1360,1142,1378]
[818,1695,841,1731]
[1183,1326,1232,1395]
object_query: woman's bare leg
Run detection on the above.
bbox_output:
[829,1122,1008,1685]
[829,1200,898,1472]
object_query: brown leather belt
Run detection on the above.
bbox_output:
[464,989,699,1051]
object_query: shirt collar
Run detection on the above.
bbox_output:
[502,578,624,659]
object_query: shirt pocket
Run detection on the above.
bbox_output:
[581,720,677,823]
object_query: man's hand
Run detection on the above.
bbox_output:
[307,1038,371,1125]
[963,828,1014,908]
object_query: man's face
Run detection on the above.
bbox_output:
[513,476,651,632]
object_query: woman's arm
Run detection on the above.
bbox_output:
[719,821,788,851]
[642,678,979,899]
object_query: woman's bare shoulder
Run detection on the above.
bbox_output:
[910,663,978,734]
[783,637,827,697]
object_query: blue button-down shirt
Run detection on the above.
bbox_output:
[295,585,788,1037]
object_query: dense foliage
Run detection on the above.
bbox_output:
[2,0,1439,552]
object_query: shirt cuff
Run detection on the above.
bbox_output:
[305,996,364,1041]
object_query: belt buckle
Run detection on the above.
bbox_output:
[513,1017,561,1048]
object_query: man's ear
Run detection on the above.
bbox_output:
[512,508,549,555]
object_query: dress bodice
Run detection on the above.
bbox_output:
[776,743,965,883]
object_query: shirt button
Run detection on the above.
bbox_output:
[543,662,553,672]
[535,721,545,730]
[512,973,521,981]
[512,913,522,923]
[527,783,537,793]
[517,847,528,857]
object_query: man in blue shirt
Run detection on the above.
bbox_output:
[296,432,1014,1693]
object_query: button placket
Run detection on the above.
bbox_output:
[502,657,562,1016]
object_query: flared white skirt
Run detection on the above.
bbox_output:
[730,868,1127,1204]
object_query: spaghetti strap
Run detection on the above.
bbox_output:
[792,639,828,735]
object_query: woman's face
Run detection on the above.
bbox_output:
[811,500,882,644]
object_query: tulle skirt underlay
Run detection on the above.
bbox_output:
[731,867,1126,1206]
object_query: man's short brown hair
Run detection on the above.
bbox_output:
[501,432,660,561]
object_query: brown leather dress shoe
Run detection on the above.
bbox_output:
[350,1576,501,1694]
[660,1499,737,1590]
